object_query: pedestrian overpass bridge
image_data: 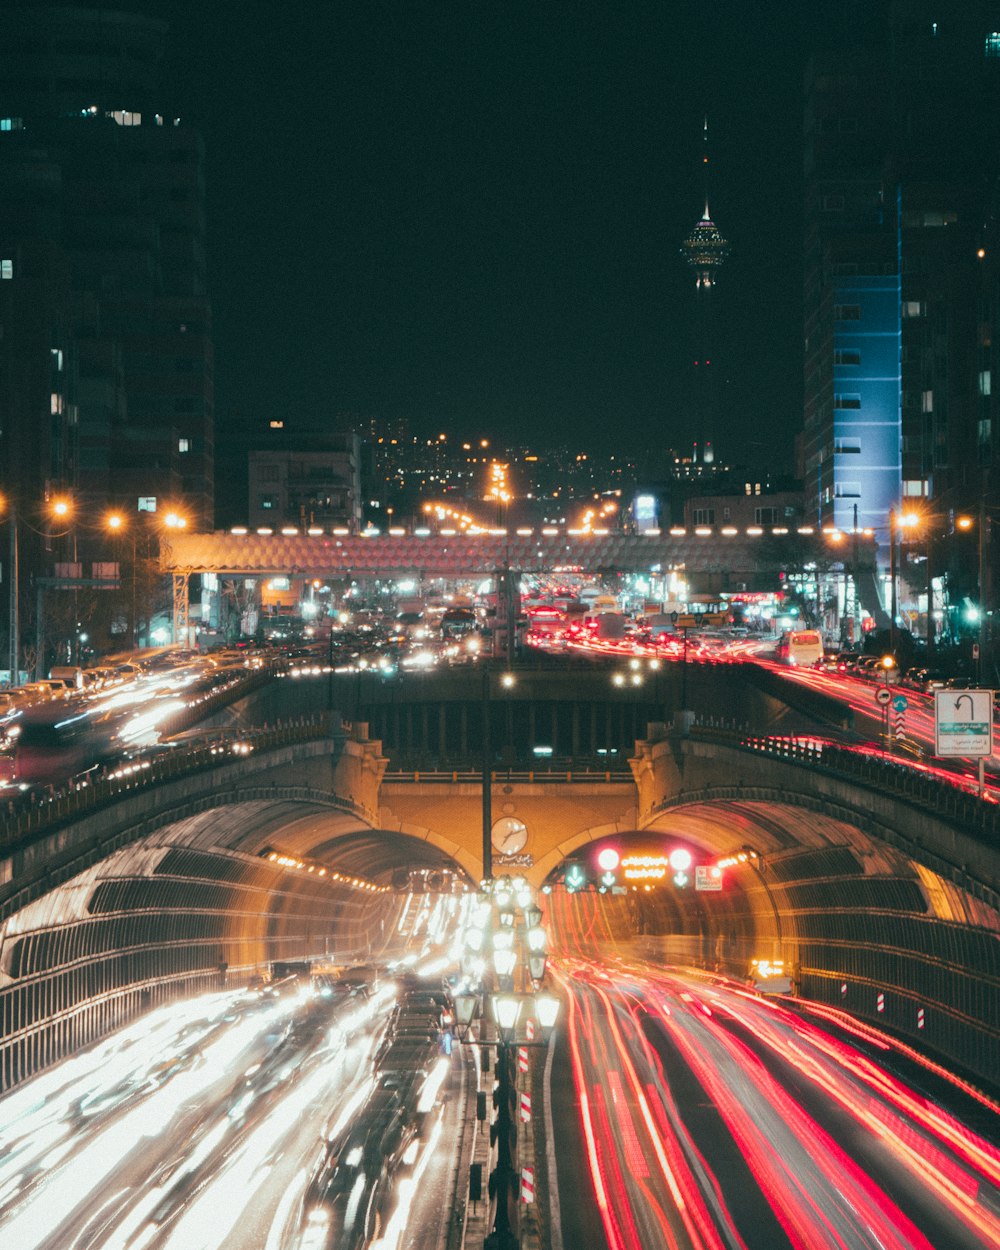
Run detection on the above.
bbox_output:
[160,525,888,635]
[1,714,997,1094]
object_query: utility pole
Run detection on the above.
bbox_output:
[7,501,18,684]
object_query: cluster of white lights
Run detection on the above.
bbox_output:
[716,849,760,870]
[265,850,385,892]
[225,524,855,540]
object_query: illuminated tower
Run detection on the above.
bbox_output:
[681,119,729,466]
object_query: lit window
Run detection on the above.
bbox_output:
[902,480,927,497]
[922,389,934,412]
[269,420,284,429]
[902,301,925,318]
[1,117,23,132]
[50,393,64,415]
[980,370,992,396]
[109,111,141,126]
[51,348,63,371]
[138,496,157,513]
[986,32,1000,57]
[260,496,275,510]
[979,418,992,443]
[178,438,190,453]
[1,259,12,279]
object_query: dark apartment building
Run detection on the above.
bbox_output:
[0,3,214,534]
[803,3,1000,645]
[248,426,362,532]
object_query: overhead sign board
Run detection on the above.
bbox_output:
[695,865,723,891]
[934,689,994,758]
[620,854,668,882]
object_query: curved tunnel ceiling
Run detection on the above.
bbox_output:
[143,797,909,889]
[143,800,470,886]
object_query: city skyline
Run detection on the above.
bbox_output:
[145,0,814,482]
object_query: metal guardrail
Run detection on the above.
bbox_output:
[383,767,633,784]
[733,732,1000,844]
[0,715,331,852]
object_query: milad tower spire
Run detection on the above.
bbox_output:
[680,117,729,467]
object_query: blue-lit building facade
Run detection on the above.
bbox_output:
[803,5,1000,658]
[827,275,900,547]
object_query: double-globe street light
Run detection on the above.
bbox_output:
[453,875,560,1250]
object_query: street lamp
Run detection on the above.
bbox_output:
[1,495,18,685]
[456,882,561,1250]
[889,508,919,656]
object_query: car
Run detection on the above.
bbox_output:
[902,667,950,693]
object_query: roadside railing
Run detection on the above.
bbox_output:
[383,764,634,784]
[0,714,331,852]
[734,732,1000,842]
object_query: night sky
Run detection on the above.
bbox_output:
[151,1,816,471]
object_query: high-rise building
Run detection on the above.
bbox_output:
[0,4,214,532]
[681,120,729,466]
[802,3,1000,644]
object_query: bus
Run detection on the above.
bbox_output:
[776,630,823,667]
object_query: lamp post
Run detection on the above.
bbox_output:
[880,653,896,755]
[888,508,920,658]
[482,661,493,882]
[2,497,18,685]
[454,882,561,1250]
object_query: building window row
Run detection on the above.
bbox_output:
[834,394,861,409]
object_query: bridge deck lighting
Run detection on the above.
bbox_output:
[280,526,298,536]
[255,527,273,535]
[695,526,712,536]
[669,527,687,536]
[230,526,248,534]
[746,526,763,536]
[797,526,814,535]
[307,526,323,535]
[721,526,738,536]
[772,527,789,534]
